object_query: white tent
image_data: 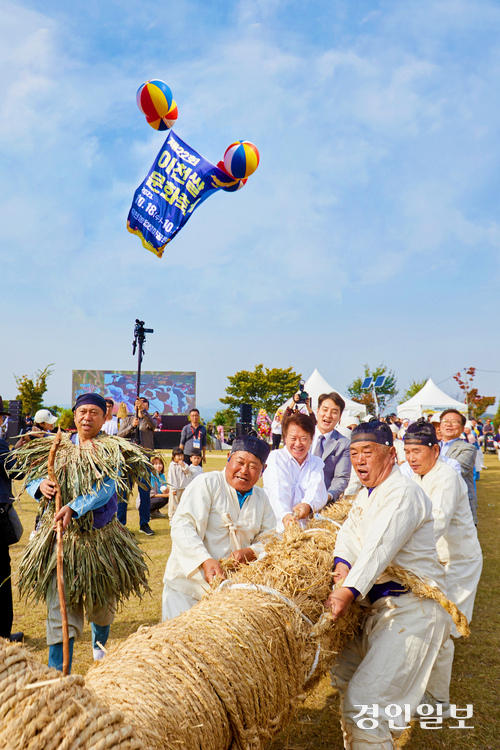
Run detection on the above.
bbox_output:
[277,369,366,418]
[397,378,467,421]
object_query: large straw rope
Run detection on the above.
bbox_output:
[0,641,142,750]
[1,500,468,750]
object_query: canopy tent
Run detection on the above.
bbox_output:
[276,369,366,419]
[397,378,467,421]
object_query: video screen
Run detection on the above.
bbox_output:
[72,370,196,415]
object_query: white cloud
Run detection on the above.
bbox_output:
[1,0,500,407]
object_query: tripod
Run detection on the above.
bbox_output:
[132,319,154,443]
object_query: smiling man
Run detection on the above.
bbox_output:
[12,393,152,673]
[325,420,450,750]
[404,418,482,716]
[311,392,351,504]
[162,435,276,620]
[439,409,478,523]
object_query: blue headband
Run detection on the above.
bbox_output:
[231,435,271,464]
[72,393,107,415]
[351,420,394,447]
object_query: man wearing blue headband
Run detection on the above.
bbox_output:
[324,420,451,750]
[10,392,152,673]
[404,418,482,717]
[162,435,276,620]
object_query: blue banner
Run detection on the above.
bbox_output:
[127,130,242,257]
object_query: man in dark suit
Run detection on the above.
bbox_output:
[439,409,478,524]
[311,392,351,504]
[117,397,157,535]
[0,398,23,642]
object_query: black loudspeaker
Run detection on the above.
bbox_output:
[236,422,257,437]
[240,404,252,423]
[8,400,22,417]
[7,401,23,440]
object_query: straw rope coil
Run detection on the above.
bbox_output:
[0,641,142,750]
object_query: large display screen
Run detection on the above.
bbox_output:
[72,370,196,415]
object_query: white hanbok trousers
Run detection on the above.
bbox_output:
[330,593,450,749]
[162,582,198,621]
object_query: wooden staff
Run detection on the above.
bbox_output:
[47,428,70,676]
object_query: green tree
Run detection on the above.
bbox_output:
[57,408,75,430]
[398,379,427,405]
[220,364,301,418]
[347,364,398,416]
[14,364,55,416]
[493,398,500,431]
[213,408,238,427]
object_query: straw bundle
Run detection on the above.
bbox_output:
[0,640,142,750]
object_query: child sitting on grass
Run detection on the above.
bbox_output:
[150,455,169,519]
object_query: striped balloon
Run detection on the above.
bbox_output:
[162,100,178,129]
[145,115,170,131]
[136,80,173,120]
[223,141,260,179]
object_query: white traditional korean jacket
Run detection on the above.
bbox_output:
[335,465,447,601]
[410,458,482,623]
[163,469,276,600]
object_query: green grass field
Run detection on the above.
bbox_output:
[8,451,500,749]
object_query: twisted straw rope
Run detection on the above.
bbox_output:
[0,641,142,750]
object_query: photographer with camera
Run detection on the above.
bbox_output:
[14,409,58,448]
[283,381,315,420]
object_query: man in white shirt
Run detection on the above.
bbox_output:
[263,412,327,532]
[311,392,351,504]
[162,435,276,620]
[101,399,118,436]
[404,418,482,714]
[325,420,450,750]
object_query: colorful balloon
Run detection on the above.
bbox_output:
[162,100,178,129]
[223,141,260,179]
[136,80,173,120]
[146,115,170,131]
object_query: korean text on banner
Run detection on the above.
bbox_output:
[127,131,241,257]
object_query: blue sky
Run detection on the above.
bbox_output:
[1,0,500,414]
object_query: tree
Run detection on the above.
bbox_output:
[398,379,427,405]
[213,408,238,428]
[347,364,398,416]
[57,408,75,430]
[453,368,495,419]
[220,364,301,418]
[14,364,55,416]
[493,398,500,431]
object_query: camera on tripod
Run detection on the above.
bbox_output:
[296,380,309,404]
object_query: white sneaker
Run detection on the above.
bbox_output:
[93,648,106,661]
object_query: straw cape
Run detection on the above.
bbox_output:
[9,432,153,610]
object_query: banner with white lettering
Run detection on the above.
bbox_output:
[127,131,242,257]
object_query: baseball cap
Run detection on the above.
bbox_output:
[34,409,58,425]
